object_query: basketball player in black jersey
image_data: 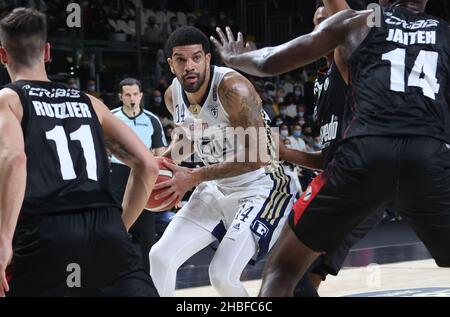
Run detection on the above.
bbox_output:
[280,0,385,296]
[0,8,159,297]
[212,0,450,296]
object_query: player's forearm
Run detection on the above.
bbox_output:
[193,160,263,184]
[121,160,158,230]
[227,37,326,77]
[227,46,281,77]
[0,151,26,243]
[281,148,324,171]
[228,10,361,77]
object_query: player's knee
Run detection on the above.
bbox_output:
[208,260,236,292]
[149,242,168,270]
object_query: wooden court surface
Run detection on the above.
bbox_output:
[174,260,450,297]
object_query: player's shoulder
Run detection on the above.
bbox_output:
[0,87,22,110]
[219,69,254,95]
[0,86,20,101]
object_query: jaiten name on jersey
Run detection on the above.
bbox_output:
[345,7,450,143]
[7,81,118,216]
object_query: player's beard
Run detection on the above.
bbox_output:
[181,69,206,93]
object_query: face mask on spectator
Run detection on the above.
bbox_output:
[277,97,284,104]
[280,129,289,137]
[87,84,96,91]
[294,89,302,97]
[298,112,305,117]
[293,131,302,138]
[275,120,283,126]
[154,96,162,105]
[280,109,287,116]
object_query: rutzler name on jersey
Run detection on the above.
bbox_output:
[32,100,93,119]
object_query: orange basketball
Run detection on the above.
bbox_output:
[146,157,177,212]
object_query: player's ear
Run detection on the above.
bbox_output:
[167,58,175,74]
[0,47,8,65]
[44,42,51,63]
[118,92,123,102]
[206,53,211,67]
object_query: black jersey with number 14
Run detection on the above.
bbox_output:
[345,7,450,143]
[6,80,119,216]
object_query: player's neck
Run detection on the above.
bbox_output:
[9,63,49,82]
[185,69,211,105]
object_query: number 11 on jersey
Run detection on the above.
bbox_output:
[46,125,98,181]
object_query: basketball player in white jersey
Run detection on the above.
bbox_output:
[149,26,297,297]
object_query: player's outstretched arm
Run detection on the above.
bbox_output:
[211,9,371,77]
[0,89,26,297]
[89,95,159,230]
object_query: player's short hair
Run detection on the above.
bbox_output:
[0,7,47,67]
[315,0,365,10]
[165,26,211,58]
[119,78,142,93]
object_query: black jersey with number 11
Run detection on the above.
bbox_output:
[345,7,450,143]
[6,80,119,216]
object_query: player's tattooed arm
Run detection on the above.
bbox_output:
[193,72,267,183]
[104,137,136,165]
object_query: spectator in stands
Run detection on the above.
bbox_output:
[78,53,95,91]
[280,124,291,140]
[84,78,102,99]
[66,77,79,90]
[302,123,316,152]
[147,89,171,122]
[293,104,307,123]
[273,104,294,128]
[168,16,180,34]
[288,124,307,152]
[144,15,163,44]
[187,15,196,27]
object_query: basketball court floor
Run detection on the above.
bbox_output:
[171,221,450,297]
